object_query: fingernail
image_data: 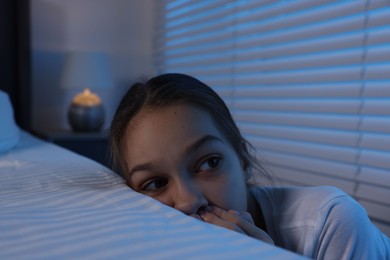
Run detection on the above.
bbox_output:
[228,209,240,215]
[190,214,200,220]
[200,212,209,221]
[194,214,202,220]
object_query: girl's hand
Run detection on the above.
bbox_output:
[199,206,274,244]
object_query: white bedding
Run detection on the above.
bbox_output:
[0,132,303,259]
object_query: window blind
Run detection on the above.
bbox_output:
[155,0,390,236]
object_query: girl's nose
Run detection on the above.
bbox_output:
[173,179,207,215]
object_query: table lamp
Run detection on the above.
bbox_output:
[60,51,113,132]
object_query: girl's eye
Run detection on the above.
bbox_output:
[142,178,168,192]
[198,156,222,172]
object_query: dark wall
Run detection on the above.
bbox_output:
[0,0,31,130]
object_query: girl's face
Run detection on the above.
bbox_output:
[123,104,249,215]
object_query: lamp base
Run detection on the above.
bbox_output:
[68,103,105,132]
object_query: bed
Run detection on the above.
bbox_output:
[0,95,304,259]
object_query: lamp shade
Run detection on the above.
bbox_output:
[60,51,113,89]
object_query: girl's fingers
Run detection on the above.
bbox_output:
[200,206,274,244]
[205,206,238,223]
[190,213,203,221]
[200,210,246,234]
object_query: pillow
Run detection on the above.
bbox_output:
[0,90,20,153]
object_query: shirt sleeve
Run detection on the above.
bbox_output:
[314,195,390,260]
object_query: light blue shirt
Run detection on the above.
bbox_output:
[251,186,390,259]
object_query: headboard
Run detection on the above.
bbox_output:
[0,0,31,130]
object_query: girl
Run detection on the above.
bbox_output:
[110,73,389,259]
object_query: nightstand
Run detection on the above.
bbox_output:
[32,128,110,167]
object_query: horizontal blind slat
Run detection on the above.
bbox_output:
[160,42,233,60]
[366,45,390,62]
[236,14,366,47]
[360,116,390,133]
[363,82,390,97]
[356,184,390,205]
[235,0,277,13]
[164,10,235,41]
[367,8,390,28]
[236,0,332,23]
[163,30,234,49]
[360,133,390,151]
[155,34,234,54]
[239,124,359,146]
[235,49,364,71]
[233,99,361,114]
[368,0,390,10]
[359,150,390,170]
[367,27,390,44]
[365,64,390,80]
[165,52,233,66]
[266,165,355,194]
[233,84,361,98]
[236,1,365,36]
[165,0,232,23]
[234,67,361,84]
[358,167,390,188]
[249,136,358,163]
[233,111,359,130]
[260,150,357,179]
[362,99,390,115]
[236,32,365,59]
